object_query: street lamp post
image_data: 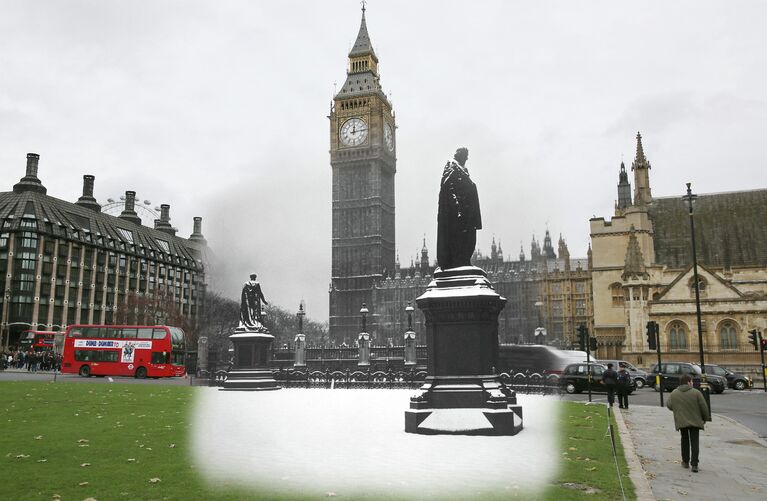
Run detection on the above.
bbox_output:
[360,303,369,333]
[683,182,712,417]
[297,301,305,334]
[405,302,414,332]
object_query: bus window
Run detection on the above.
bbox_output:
[82,327,101,338]
[106,328,120,338]
[68,328,83,338]
[123,328,138,339]
[137,328,153,339]
[74,350,92,361]
[152,328,167,340]
[152,352,170,364]
[172,351,184,365]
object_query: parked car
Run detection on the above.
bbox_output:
[598,359,650,389]
[703,364,752,390]
[560,362,636,394]
[648,362,726,394]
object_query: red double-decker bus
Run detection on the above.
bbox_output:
[19,330,59,352]
[61,325,186,378]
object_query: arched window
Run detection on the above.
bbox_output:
[610,283,624,307]
[719,321,738,349]
[689,277,707,297]
[668,322,688,350]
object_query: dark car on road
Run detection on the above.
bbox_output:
[648,362,726,393]
[560,362,636,394]
[598,359,650,389]
[703,364,752,390]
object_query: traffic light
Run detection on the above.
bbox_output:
[577,324,587,352]
[761,338,767,352]
[748,329,759,350]
[589,336,598,352]
[646,321,657,351]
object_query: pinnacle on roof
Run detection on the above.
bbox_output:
[631,131,651,171]
[349,4,377,59]
[618,161,629,183]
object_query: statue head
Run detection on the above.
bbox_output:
[249,273,257,280]
[454,147,469,166]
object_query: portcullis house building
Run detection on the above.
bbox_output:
[0,153,208,349]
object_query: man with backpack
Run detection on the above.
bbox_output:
[616,366,631,409]
[602,363,618,407]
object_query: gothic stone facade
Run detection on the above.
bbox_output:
[590,133,767,371]
[374,234,593,348]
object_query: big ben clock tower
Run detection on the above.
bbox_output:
[329,5,396,343]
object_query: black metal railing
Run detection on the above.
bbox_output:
[200,366,561,394]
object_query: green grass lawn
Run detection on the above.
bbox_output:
[543,402,635,500]
[1,382,634,500]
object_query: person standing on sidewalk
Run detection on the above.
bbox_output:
[616,366,631,409]
[602,363,618,407]
[666,373,710,472]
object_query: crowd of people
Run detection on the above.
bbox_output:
[0,349,62,372]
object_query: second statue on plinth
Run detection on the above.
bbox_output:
[237,273,269,332]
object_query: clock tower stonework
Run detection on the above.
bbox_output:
[329,7,396,343]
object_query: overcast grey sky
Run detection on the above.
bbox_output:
[2,0,766,322]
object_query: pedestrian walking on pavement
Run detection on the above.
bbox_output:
[616,366,631,409]
[602,363,618,407]
[666,373,710,472]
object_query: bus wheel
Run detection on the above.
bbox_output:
[79,365,91,377]
[135,367,147,379]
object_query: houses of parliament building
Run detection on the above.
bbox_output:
[328,7,593,346]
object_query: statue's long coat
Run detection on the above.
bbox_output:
[436,161,482,269]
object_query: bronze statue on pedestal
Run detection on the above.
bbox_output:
[437,147,482,270]
[237,273,268,331]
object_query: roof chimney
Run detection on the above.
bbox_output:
[189,216,207,245]
[118,190,142,225]
[154,203,176,236]
[75,174,101,212]
[13,153,47,194]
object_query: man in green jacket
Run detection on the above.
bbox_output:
[666,373,711,472]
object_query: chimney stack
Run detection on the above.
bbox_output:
[118,190,142,225]
[75,174,101,212]
[26,153,39,177]
[13,153,47,194]
[155,203,176,236]
[189,216,207,245]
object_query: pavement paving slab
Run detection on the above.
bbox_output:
[620,404,767,501]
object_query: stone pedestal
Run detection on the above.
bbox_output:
[294,333,306,367]
[404,330,417,367]
[358,332,370,367]
[221,330,280,391]
[404,266,523,435]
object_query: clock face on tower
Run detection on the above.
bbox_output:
[340,117,368,147]
[384,122,394,152]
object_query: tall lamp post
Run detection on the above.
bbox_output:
[683,182,712,417]
[297,301,305,334]
[360,303,369,333]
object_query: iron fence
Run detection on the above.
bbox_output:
[200,367,562,394]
